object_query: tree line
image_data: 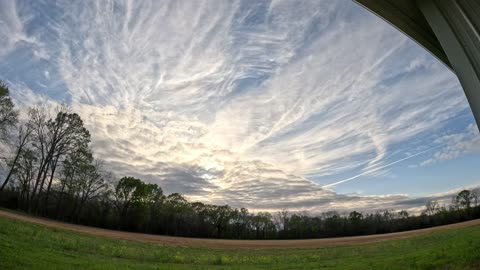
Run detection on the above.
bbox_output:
[1,80,479,239]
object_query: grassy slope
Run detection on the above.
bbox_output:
[0,216,479,270]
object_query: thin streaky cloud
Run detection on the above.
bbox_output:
[323,145,442,188]
[0,0,478,213]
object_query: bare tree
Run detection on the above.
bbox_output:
[0,80,18,143]
[12,149,37,208]
[425,200,439,216]
[472,190,479,207]
[398,210,409,219]
[0,124,32,192]
[75,160,108,217]
[28,106,49,211]
[56,146,93,218]
[274,209,289,231]
[28,106,91,212]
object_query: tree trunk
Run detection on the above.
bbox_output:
[44,154,60,214]
[32,160,52,214]
[0,145,23,192]
[55,180,67,219]
[29,158,48,213]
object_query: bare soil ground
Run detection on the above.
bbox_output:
[1,209,479,249]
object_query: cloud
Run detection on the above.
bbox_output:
[393,185,480,212]
[0,1,28,57]
[324,146,438,188]
[420,124,480,166]
[0,0,476,213]
[0,1,48,59]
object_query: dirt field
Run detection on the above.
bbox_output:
[1,209,479,249]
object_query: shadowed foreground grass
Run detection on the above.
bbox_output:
[0,216,479,269]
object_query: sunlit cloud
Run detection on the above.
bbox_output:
[0,0,478,213]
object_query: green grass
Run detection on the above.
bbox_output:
[0,216,479,270]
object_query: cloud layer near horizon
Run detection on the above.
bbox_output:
[1,0,478,212]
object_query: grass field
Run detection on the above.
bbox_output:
[1,216,480,269]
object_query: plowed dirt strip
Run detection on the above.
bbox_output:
[1,210,479,249]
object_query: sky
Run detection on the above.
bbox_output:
[1,0,479,214]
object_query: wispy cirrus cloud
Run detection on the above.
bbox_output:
[0,0,477,213]
[420,124,480,166]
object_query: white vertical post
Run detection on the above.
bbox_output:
[418,0,480,131]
